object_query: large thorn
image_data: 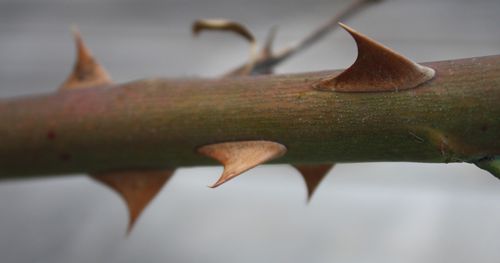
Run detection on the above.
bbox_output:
[60,27,112,90]
[294,164,334,202]
[475,157,500,180]
[198,140,287,188]
[92,169,174,234]
[314,23,435,92]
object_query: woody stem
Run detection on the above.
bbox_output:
[0,55,498,179]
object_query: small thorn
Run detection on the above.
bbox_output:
[261,26,277,59]
[198,140,287,187]
[60,26,112,90]
[92,169,174,234]
[254,26,278,75]
[314,23,435,92]
[294,164,334,202]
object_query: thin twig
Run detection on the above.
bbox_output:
[225,0,380,76]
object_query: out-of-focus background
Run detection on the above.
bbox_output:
[0,0,499,262]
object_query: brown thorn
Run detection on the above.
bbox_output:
[313,23,435,92]
[92,169,174,235]
[294,164,334,202]
[60,27,172,236]
[197,140,287,188]
[59,26,112,91]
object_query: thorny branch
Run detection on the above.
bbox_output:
[0,0,498,235]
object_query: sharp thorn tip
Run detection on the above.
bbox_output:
[315,23,435,92]
[199,140,287,188]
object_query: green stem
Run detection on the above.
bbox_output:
[475,157,500,179]
[0,55,499,179]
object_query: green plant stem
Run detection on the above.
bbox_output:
[0,55,499,179]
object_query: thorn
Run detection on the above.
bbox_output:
[61,28,168,236]
[314,23,435,92]
[92,169,174,235]
[255,26,278,75]
[475,157,500,180]
[294,164,334,202]
[260,26,277,59]
[60,26,112,90]
[197,140,287,188]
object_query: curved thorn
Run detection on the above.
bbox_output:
[60,26,112,90]
[197,140,287,188]
[314,23,435,92]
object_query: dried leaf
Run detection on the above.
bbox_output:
[192,19,255,43]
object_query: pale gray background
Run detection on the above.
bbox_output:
[0,0,500,262]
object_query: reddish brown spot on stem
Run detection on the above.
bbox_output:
[47,130,56,140]
[481,124,489,132]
